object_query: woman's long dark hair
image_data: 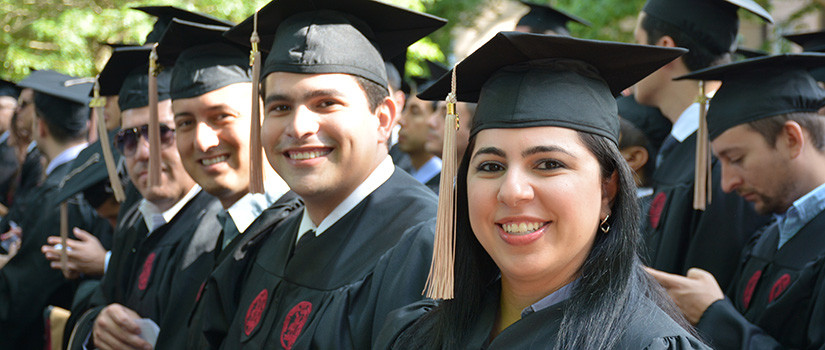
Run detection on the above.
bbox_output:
[398,131,693,349]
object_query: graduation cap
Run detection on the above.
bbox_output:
[0,79,20,99]
[642,0,773,54]
[133,5,234,44]
[783,30,825,82]
[418,31,686,299]
[410,60,448,93]
[223,0,447,88]
[17,70,92,134]
[55,131,123,208]
[96,45,152,98]
[616,94,670,151]
[156,18,247,100]
[516,1,591,36]
[676,53,825,140]
[734,47,768,60]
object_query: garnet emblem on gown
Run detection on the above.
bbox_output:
[649,192,667,228]
[137,253,156,291]
[769,273,791,303]
[742,270,761,309]
[244,289,269,336]
[281,301,313,350]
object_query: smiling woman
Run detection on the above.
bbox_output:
[376,32,711,350]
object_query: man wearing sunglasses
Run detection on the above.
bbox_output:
[74,57,223,350]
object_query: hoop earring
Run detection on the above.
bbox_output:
[600,214,611,234]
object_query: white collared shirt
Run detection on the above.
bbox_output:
[225,175,291,235]
[45,142,88,175]
[410,156,442,184]
[296,156,395,242]
[138,184,201,234]
[0,131,9,144]
[670,102,700,143]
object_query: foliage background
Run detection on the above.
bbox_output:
[0,0,813,82]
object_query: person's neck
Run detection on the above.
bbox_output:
[41,138,84,165]
[656,78,700,125]
[493,273,575,338]
[303,156,385,225]
[409,151,433,171]
[151,184,195,212]
[219,188,248,210]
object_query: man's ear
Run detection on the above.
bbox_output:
[620,145,649,173]
[376,96,397,144]
[601,170,619,218]
[657,35,677,48]
[781,120,806,159]
[36,118,47,139]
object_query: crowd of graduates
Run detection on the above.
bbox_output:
[1,0,825,349]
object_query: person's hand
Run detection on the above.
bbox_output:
[93,304,152,350]
[0,233,21,269]
[42,228,107,279]
[645,267,725,324]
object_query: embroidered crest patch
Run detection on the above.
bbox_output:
[769,274,791,303]
[742,270,762,309]
[244,289,269,336]
[137,253,156,291]
[280,301,313,350]
[649,192,667,229]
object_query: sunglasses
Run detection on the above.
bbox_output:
[114,124,175,157]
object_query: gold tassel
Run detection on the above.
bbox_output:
[91,77,126,202]
[59,202,69,277]
[693,81,712,210]
[423,68,458,300]
[148,43,162,188]
[249,11,265,194]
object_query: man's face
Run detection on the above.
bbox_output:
[262,72,393,207]
[426,101,474,160]
[103,96,121,131]
[712,124,797,215]
[0,96,17,133]
[632,12,665,107]
[398,95,434,155]
[173,83,253,207]
[120,100,195,207]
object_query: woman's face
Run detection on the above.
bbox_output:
[467,126,612,289]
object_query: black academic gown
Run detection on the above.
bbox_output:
[159,191,302,350]
[377,278,709,350]
[202,169,437,350]
[425,171,440,194]
[0,161,112,349]
[0,138,19,206]
[644,133,769,290]
[696,210,825,349]
[66,190,219,349]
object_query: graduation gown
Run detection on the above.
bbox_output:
[0,138,19,206]
[644,134,769,290]
[67,190,220,350]
[159,191,302,350]
[202,169,437,350]
[696,209,825,349]
[377,279,709,349]
[425,171,440,194]
[0,161,112,349]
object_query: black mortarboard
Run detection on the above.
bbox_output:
[516,1,591,36]
[224,0,447,88]
[418,32,687,144]
[676,53,825,140]
[18,70,92,133]
[784,30,825,52]
[97,45,152,97]
[118,63,173,111]
[616,94,671,150]
[411,60,448,93]
[55,131,122,207]
[156,18,250,100]
[0,79,20,99]
[734,47,768,60]
[642,0,773,54]
[133,6,234,44]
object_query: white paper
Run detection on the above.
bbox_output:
[136,318,160,348]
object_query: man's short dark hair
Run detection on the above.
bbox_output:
[353,75,390,113]
[641,13,731,72]
[34,107,88,144]
[747,112,825,151]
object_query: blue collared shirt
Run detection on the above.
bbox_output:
[520,279,578,318]
[409,156,442,185]
[775,181,825,249]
